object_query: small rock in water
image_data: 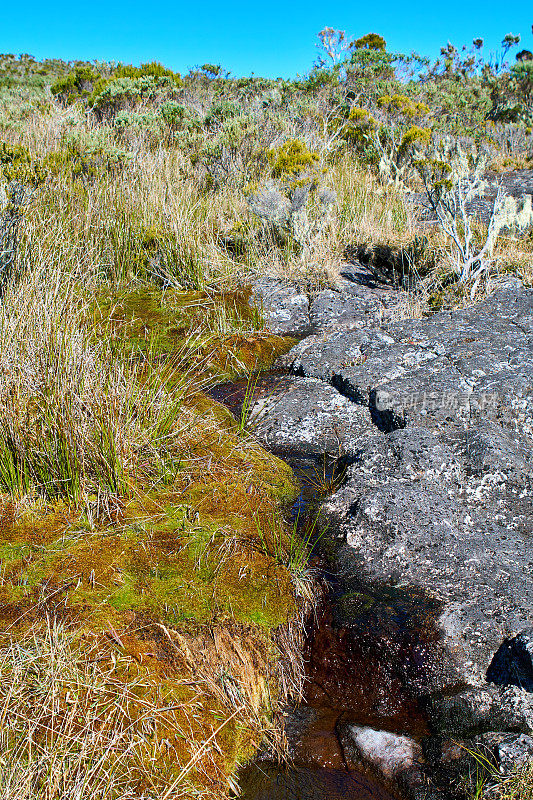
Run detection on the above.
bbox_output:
[343,725,422,779]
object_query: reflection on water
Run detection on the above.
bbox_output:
[238,763,397,800]
[207,372,291,419]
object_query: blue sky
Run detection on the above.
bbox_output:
[2,0,531,78]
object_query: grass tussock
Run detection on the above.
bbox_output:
[0,621,200,799]
[0,619,293,799]
[0,227,312,796]
[463,745,533,800]
[0,266,199,511]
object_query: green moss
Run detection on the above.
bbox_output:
[0,418,299,632]
[0,542,33,566]
[93,285,295,381]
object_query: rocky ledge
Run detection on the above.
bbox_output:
[249,278,533,794]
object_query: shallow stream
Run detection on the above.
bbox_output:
[209,375,433,800]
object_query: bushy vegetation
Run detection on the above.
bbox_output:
[0,23,532,798]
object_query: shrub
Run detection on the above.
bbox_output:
[113,109,164,146]
[44,134,132,181]
[113,60,180,81]
[89,75,173,119]
[352,32,387,51]
[248,183,336,255]
[51,66,99,104]
[268,138,319,181]
[377,93,430,118]
[204,100,242,126]
[0,141,43,186]
[413,138,513,291]
[159,100,188,128]
[0,142,43,293]
[339,96,431,185]
[197,113,265,189]
[200,63,222,77]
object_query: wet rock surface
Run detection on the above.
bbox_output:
[304,286,533,736]
[238,762,397,800]
[480,731,533,773]
[340,724,425,796]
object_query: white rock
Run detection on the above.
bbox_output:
[347,725,422,778]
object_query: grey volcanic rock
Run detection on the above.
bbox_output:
[273,284,533,750]
[283,283,533,432]
[247,282,533,780]
[466,421,533,485]
[309,289,384,331]
[250,278,310,336]
[320,420,533,699]
[250,261,409,339]
[431,685,533,736]
[249,376,377,459]
[482,732,533,773]
[280,327,396,382]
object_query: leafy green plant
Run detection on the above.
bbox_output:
[268,138,320,182]
[113,60,180,80]
[352,32,387,51]
[204,100,242,126]
[89,75,174,119]
[50,66,99,104]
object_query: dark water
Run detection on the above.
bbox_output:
[207,372,291,420]
[210,374,429,800]
[237,764,397,800]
